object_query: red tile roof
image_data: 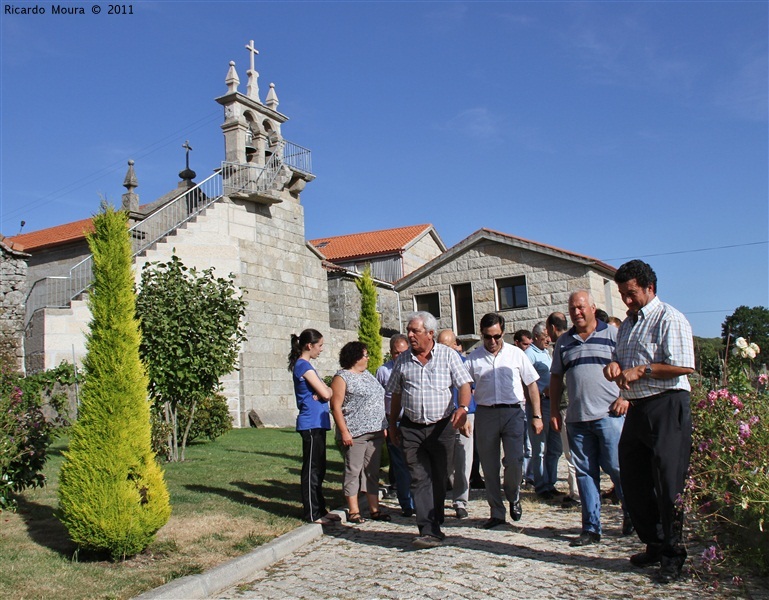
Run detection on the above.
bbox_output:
[310,224,434,261]
[7,217,95,252]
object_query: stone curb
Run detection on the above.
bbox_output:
[132,509,346,600]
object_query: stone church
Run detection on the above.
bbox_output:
[4,41,623,428]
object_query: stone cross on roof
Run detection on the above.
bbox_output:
[245,39,260,102]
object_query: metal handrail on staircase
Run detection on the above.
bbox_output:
[24,170,223,324]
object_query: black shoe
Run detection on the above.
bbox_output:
[510,500,522,521]
[470,477,485,489]
[630,548,662,568]
[560,496,580,509]
[622,513,635,536]
[537,490,557,500]
[656,556,685,583]
[481,517,506,529]
[455,507,468,519]
[569,531,601,547]
[402,508,414,518]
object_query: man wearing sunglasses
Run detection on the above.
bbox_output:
[466,313,544,529]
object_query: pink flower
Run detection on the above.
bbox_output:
[739,422,751,439]
[717,388,730,399]
[759,373,768,385]
[749,415,760,425]
[707,390,718,403]
[730,395,744,410]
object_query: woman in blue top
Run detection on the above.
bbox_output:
[288,329,336,524]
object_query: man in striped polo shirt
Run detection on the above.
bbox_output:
[604,260,694,584]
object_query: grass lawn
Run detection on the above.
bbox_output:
[0,428,345,600]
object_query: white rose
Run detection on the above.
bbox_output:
[749,342,760,354]
[735,337,748,349]
[746,348,757,359]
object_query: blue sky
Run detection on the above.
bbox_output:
[1,1,767,338]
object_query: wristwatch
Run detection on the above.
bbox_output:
[458,405,470,412]
[531,415,542,420]
[643,365,653,377]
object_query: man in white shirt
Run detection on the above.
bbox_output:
[466,313,543,529]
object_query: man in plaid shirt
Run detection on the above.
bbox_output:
[604,260,694,584]
[387,311,473,549]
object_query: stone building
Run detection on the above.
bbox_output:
[8,43,346,427]
[310,224,445,283]
[0,236,29,373]
[312,224,445,336]
[395,228,623,348]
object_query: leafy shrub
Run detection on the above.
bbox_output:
[151,393,232,458]
[0,362,73,511]
[686,349,769,577]
[186,393,232,442]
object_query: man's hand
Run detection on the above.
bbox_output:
[550,411,562,433]
[610,397,629,416]
[340,432,353,447]
[531,416,544,435]
[603,361,622,382]
[451,408,468,430]
[613,365,645,390]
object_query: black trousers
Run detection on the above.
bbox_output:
[618,390,691,558]
[299,428,328,522]
[400,415,455,538]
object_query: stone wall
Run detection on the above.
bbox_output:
[397,239,621,344]
[0,241,28,373]
[402,232,444,276]
[327,274,401,334]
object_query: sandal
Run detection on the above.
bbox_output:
[348,512,366,524]
[369,510,391,522]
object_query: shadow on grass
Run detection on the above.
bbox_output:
[13,496,110,562]
[185,480,304,520]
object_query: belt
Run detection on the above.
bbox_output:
[478,403,522,409]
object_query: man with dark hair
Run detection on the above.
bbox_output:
[513,329,533,352]
[387,312,473,549]
[594,308,610,323]
[376,334,414,517]
[466,313,543,529]
[604,260,695,583]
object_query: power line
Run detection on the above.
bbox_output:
[601,240,768,261]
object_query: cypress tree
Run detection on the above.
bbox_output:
[356,265,383,374]
[58,205,170,560]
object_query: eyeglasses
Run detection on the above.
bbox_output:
[362,353,369,359]
[483,334,503,341]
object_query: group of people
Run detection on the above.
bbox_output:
[288,259,695,584]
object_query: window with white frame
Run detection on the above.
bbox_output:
[496,276,528,310]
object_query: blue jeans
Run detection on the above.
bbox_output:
[386,436,414,512]
[526,400,563,494]
[568,415,625,535]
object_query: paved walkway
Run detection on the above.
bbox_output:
[214,487,762,600]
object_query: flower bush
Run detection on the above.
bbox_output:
[0,363,74,511]
[686,338,769,577]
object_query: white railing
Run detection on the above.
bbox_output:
[222,142,284,197]
[25,170,223,324]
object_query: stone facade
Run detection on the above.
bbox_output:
[326,272,400,335]
[0,237,29,373]
[395,229,623,349]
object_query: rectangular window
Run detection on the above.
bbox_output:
[414,292,440,318]
[496,276,528,310]
[452,283,475,336]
